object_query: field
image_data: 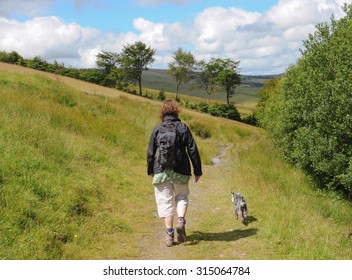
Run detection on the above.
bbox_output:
[0,62,351,260]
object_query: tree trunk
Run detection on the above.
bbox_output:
[175,82,179,100]
[138,80,142,96]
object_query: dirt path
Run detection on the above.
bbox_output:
[137,143,257,260]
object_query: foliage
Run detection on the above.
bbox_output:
[157,88,166,101]
[198,58,241,107]
[242,113,257,126]
[213,58,241,107]
[196,58,241,106]
[96,51,120,87]
[117,41,156,96]
[196,59,221,104]
[255,78,284,133]
[96,51,119,74]
[78,68,107,85]
[26,56,50,71]
[185,102,241,121]
[0,51,24,65]
[255,5,352,196]
[168,47,196,100]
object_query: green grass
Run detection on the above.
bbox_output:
[0,70,157,259]
[0,64,351,260]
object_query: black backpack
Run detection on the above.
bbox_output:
[156,121,180,169]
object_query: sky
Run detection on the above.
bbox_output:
[0,0,349,75]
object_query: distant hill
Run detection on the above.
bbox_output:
[142,69,281,109]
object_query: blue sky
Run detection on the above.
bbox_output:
[48,0,278,32]
[0,0,348,74]
[12,0,279,32]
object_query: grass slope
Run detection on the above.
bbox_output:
[0,63,351,260]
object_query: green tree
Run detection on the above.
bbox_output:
[197,59,221,104]
[117,41,156,96]
[96,51,120,87]
[168,48,196,100]
[96,51,119,74]
[214,58,241,107]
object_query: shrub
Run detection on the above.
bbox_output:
[255,5,352,196]
[197,102,209,113]
[208,103,241,121]
[157,89,166,101]
[242,113,257,126]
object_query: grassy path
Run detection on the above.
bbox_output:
[137,142,259,260]
[136,134,352,260]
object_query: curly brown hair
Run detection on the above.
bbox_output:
[159,100,181,119]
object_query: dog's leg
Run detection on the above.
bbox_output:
[240,207,246,225]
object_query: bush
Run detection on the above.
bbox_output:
[185,102,241,121]
[0,51,24,64]
[208,103,241,121]
[157,89,166,101]
[197,102,209,113]
[242,114,257,126]
[255,5,352,196]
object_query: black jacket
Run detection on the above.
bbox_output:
[147,114,202,177]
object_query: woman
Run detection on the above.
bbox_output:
[147,100,202,247]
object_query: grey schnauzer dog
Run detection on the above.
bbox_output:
[231,192,248,225]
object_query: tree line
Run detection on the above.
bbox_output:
[95,43,241,108]
[1,43,241,108]
[255,4,352,198]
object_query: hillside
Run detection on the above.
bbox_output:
[141,69,278,110]
[0,62,351,260]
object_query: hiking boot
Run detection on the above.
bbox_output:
[176,217,186,243]
[165,231,174,247]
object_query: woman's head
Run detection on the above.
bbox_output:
[159,100,181,119]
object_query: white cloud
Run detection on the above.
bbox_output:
[190,0,346,74]
[133,18,169,48]
[0,0,348,74]
[266,0,345,29]
[0,16,83,59]
[194,7,261,53]
[282,24,316,41]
